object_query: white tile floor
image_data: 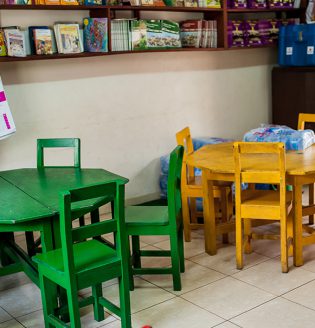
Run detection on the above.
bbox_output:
[3,224,315,327]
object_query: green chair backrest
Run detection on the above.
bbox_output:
[167,145,184,222]
[59,182,125,277]
[37,138,81,168]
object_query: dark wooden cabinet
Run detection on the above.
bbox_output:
[272,66,315,129]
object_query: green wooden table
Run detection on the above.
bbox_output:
[0,168,128,285]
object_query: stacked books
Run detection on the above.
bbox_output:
[180,20,217,48]
[111,19,134,51]
[111,19,181,51]
[0,18,108,57]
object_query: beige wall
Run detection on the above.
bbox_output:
[0,10,276,201]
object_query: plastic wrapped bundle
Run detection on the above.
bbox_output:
[159,136,233,199]
[243,124,315,151]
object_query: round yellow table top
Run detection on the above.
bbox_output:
[186,142,315,176]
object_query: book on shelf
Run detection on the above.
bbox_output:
[34,29,54,55]
[54,23,83,54]
[180,19,217,48]
[161,20,181,48]
[0,30,7,56]
[131,20,147,50]
[44,0,61,4]
[184,0,198,7]
[60,0,79,4]
[28,26,49,54]
[111,19,134,51]
[147,20,163,48]
[4,29,27,57]
[3,0,32,4]
[84,0,103,4]
[83,18,108,52]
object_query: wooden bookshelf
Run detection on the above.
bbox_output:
[0,1,304,62]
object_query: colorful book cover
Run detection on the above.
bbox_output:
[206,0,221,7]
[28,26,49,54]
[55,24,82,54]
[60,0,79,4]
[162,20,181,48]
[146,20,163,48]
[227,20,245,47]
[180,20,202,48]
[84,0,103,4]
[131,20,147,50]
[269,0,282,7]
[184,0,198,6]
[0,30,7,56]
[83,18,108,52]
[4,29,27,57]
[34,29,53,55]
[45,0,61,4]
[233,0,247,7]
[141,0,154,5]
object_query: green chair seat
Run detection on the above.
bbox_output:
[125,206,169,226]
[33,240,119,274]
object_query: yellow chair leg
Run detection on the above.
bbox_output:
[280,218,289,273]
[309,184,314,225]
[244,219,252,254]
[236,216,244,270]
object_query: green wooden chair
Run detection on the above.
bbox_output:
[125,145,185,291]
[26,138,82,256]
[33,182,131,328]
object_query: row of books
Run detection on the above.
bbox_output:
[0,0,221,7]
[111,19,217,51]
[228,18,299,47]
[0,19,108,57]
[228,0,300,8]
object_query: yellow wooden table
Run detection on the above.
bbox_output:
[187,142,315,266]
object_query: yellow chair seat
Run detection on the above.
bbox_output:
[242,190,292,206]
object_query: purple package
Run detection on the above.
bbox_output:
[268,0,282,7]
[257,20,272,45]
[247,0,266,8]
[227,0,233,7]
[267,19,281,44]
[228,20,246,47]
[233,0,247,8]
[245,20,263,46]
[282,0,293,7]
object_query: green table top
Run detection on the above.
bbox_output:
[0,168,128,224]
[0,177,54,224]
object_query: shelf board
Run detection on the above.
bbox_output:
[0,4,223,11]
[0,45,278,62]
[227,43,277,50]
[227,7,302,12]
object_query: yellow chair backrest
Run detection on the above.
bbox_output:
[298,113,315,130]
[176,127,195,183]
[233,142,286,213]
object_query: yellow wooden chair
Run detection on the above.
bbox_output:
[234,142,293,273]
[298,113,315,225]
[176,127,232,242]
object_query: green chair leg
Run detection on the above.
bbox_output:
[92,284,104,322]
[170,234,182,291]
[177,226,185,273]
[66,283,81,328]
[39,273,57,328]
[118,276,132,328]
[131,236,141,269]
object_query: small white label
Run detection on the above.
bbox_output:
[307,46,314,55]
[286,47,293,55]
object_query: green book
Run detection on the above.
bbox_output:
[146,20,163,49]
[161,20,181,49]
[131,20,148,51]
